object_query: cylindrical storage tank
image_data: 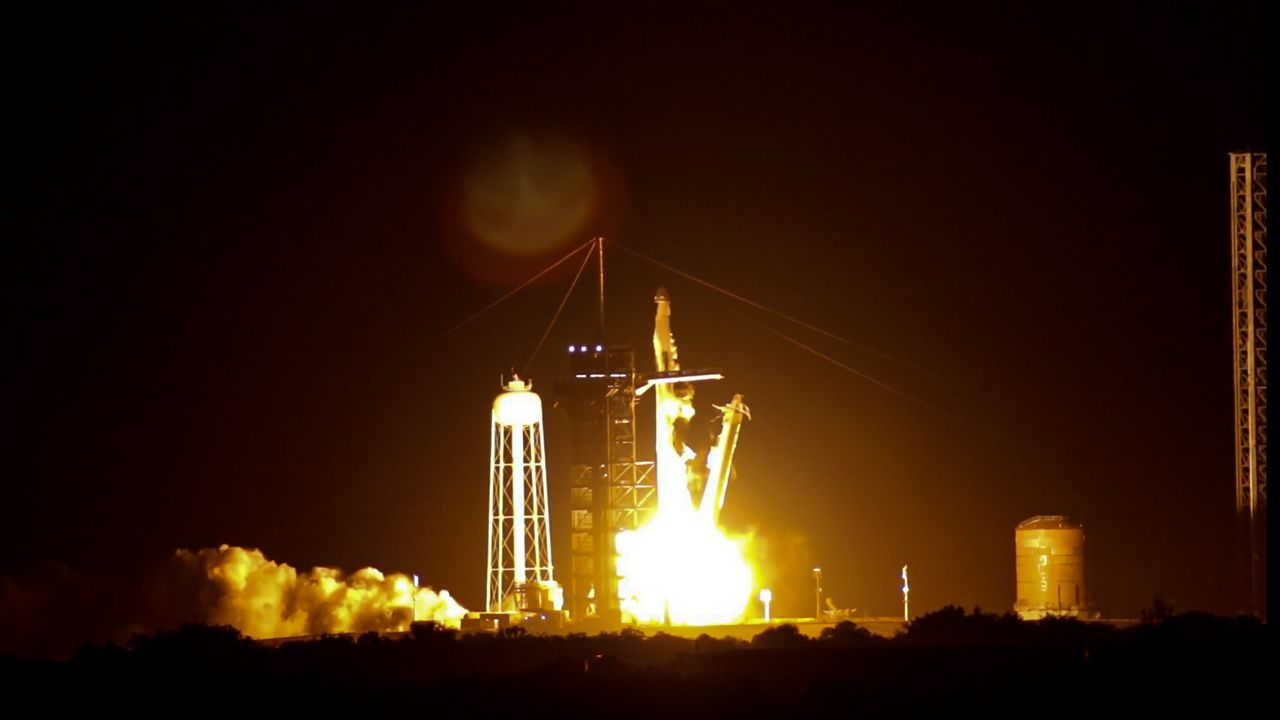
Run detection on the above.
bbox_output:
[1014,515,1085,620]
[493,379,542,427]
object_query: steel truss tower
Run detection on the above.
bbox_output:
[1230,152,1267,619]
[560,345,657,624]
[487,377,555,613]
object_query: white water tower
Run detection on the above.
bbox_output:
[486,375,558,613]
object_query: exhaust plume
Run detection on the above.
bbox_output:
[615,290,756,625]
[172,545,467,639]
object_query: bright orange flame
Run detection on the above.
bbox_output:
[617,515,753,625]
[615,293,757,625]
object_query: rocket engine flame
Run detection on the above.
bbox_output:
[175,545,466,639]
[615,291,757,625]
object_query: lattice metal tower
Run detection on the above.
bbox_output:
[1230,152,1267,619]
[486,376,556,613]
[559,344,656,625]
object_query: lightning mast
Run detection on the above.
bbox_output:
[1230,152,1267,619]
[561,241,657,625]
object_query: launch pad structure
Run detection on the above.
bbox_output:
[558,345,656,624]
[557,287,736,626]
[473,237,745,628]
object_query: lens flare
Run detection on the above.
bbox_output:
[462,131,597,256]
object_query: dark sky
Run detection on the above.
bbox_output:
[6,4,1268,622]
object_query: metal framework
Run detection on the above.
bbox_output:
[563,346,658,623]
[486,379,555,613]
[1230,152,1267,618]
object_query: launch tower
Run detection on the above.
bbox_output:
[558,344,656,624]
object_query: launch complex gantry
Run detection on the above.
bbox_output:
[556,242,748,625]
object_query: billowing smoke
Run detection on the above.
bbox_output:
[0,545,466,658]
[170,545,467,639]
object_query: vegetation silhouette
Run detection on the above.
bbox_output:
[3,607,1266,715]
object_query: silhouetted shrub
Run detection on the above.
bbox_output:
[751,623,808,648]
[818,620,880,646]
[409,620,457,644]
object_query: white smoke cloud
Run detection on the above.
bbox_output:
[175,545,467,639]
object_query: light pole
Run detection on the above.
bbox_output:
[901,565,909,621]
[411,574,419,625]
[813,567,823,622]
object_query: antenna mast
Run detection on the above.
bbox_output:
[597,237,606,339]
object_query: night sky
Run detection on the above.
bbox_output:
[7,4,1268,627]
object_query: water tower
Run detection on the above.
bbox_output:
[486,375,560,613]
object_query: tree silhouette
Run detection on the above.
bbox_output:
[818,620,880,646]
[751,623,808,648]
